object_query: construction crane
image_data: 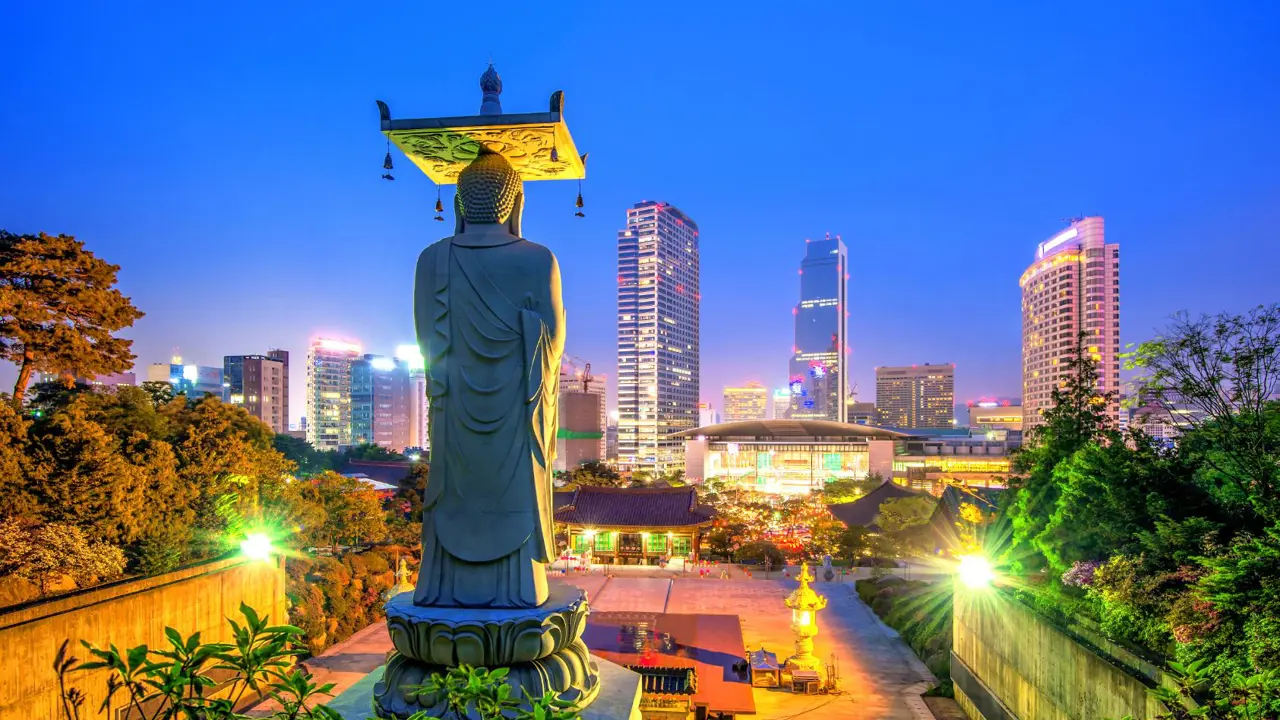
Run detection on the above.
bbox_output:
[562,354,594,392]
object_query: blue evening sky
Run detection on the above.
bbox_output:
[3,1,1278,426]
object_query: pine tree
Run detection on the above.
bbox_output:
[0,231,143,407]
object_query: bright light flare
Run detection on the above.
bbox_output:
[957,554,995,589]
[240,533,274,562]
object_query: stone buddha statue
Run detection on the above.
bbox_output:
[412,146,565,609]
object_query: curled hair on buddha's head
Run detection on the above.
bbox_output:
[456,147,522,225]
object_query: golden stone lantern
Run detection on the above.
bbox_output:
[784,562,828,674]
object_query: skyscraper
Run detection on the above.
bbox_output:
[788,235,848,422]
[351,354,412,452]
[1020,217,1121,430]
[616,200,700,474]
[306,338,361,451]
[224,350,289,434]
[723,382,768,422]
[875,364,956,429]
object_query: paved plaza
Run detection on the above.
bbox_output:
[255,571,939,719]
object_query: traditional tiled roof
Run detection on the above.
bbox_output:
[670,419,908,440]
[340,460,415,487]
[554,486,716,528]
[827,481,930,531]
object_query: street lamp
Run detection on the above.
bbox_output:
[240,533,274,562]
[784,562,828,674]
[957,554,995,589]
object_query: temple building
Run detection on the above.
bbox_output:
[554,486,716,564]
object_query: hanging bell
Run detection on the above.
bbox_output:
[574,189,584,217]
[550,147,559,163]
[383,151,394,170]
[435,197,444,213]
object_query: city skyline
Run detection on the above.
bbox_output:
[3,3,1278,425]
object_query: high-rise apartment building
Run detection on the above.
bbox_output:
[396,345,429,453]
[723,382,768,422]
[351,354,412,452]
[224,350,290,434]
[146,357,225,400]
[1020,217,1120,430]
[875,364,955,429]
[306,338,361,451]
[788,235,848,422]
[616,201,700,474]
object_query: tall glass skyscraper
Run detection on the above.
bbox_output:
[616,200,700,474]
[789,235,848,422]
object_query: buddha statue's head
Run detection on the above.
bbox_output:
[455,147,523,234]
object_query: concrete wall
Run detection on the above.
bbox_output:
[952,587,1167,720]
[0,556,287,720]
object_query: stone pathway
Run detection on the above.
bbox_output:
[245,621,392,716]
[584,577,937,720]
[259,576,939,719]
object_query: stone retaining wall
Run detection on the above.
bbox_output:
[0,556,287,720]
[951,587,1167,720]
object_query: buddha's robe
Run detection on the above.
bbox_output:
[412,226,564,608]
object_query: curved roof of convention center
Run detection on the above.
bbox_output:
[670,419,908,441]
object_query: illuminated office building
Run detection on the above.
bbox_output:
[770,388,791,420]
[722,382,768,422]
[306,338,361,451]
[875,364,955,429]
[788,234,848,422]
[698,403,721,428]
[223,350,289,433]
[351,354,412,452]
[1020,217,1120,430]
[616,200,700,475]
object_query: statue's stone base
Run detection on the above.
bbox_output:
[385,581,590,666]
[359,653,639,720]
[374,641,598,719]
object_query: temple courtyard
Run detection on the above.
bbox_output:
[261,574,939,720]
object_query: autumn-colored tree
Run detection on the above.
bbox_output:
[0,231,143,407]
[309,472,389,547]
[0,401,39,518]
[0,518,126,594]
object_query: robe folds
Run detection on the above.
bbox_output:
[412,229,565,608]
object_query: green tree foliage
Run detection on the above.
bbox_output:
[0,231,143,407]
[1005,337,1116,571]
[272,433,339,476]
[1126,305,1280,521]
[0,519,126,594]
[875,496,936,532]
[814,474,883,503]
[343,442,406,462]
[561,460,625,488]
